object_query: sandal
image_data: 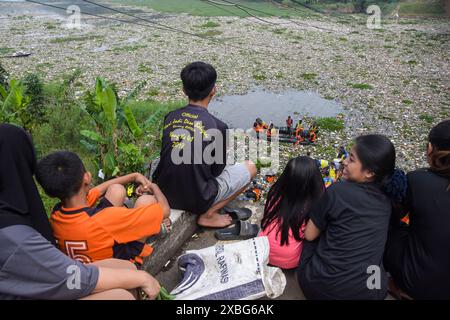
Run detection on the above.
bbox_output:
[214,220,260,241]
[221,206,253,222]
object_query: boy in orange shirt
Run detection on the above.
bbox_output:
[36,151,170,265]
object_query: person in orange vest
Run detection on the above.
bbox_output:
[253,118,264,140]
[295,120,305,143]
[286,116,293,135]
[308,122,319,143]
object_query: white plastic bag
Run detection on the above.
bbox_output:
[171,236,286,300]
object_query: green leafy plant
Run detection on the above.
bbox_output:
[0,79,31,130]
[80,77,146,179]
[0,62,8,89]
[156,287,175,300]
[22,73,47,128]
[316,117,345,131]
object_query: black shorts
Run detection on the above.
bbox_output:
[86,197,114,217]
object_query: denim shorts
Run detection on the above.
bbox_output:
[213,163,251,204]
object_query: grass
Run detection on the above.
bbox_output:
[272,28,287,35]
[112,0,312,17]
[50,35,104,44]
[137,63,153,73]
[301,73,317,81]
[198,21,220,28]
[0,47,13,55]
[44,22,57,30]
[316,117,345,131]
[348,83,373,90]
[148,88,159,97]
[398,1,446,17]
[419,114,434,124]
[252,72,267,81]
[256,158,272,171]
[402,99,413,105]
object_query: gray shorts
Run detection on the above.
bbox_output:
[214,163,251,204]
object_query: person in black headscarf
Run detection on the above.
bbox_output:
[0,123,55,244]
[0,124,161,300]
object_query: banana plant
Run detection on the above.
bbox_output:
[0,79,31,131]
[80,77,145,179]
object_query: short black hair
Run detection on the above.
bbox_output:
[180,61,217,101]
[36,151,86,200]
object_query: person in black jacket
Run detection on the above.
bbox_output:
[384,119,450,300]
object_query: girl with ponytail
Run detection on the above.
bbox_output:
[297,134,397,300]
[384,120,450,300]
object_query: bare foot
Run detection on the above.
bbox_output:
[197,212,232,228]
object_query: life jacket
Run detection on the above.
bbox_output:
[295,125,304,139]
[308,130,317,142]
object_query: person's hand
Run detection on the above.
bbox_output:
[134,173,151,191]
[146,182,162,195]
[136,185,150,196]
[140,273,161,300]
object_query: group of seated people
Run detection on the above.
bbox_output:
[260,122,450,300]
[0,61,449,300]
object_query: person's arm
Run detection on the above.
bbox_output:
[137,182,170,219]
[303,188,334,242]
[93,267,160,299]
[95,173,151,196]
[304,219,321,241]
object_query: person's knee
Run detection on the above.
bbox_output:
[134,195,157,208]
[81,288,136,300]
[104,289,136,300]
[245,160,257,179]
[106,184,127,205]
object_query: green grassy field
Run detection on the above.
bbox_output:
[398,0,446,17]
[111,0,314,17]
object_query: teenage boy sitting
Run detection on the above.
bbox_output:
[36,151,170,265]
[152,61,257,228]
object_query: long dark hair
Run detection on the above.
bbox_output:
[261,156,324,246]
[428,119,450,182]
[354,134,406,203]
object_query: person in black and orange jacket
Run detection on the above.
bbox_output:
[36,151,170,266]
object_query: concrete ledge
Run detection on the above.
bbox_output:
[141,209,198,275]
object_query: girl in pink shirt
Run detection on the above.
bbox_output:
[259,156,324,269]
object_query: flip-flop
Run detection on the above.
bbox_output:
[214,220,260,241]
[221,206,252,222]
